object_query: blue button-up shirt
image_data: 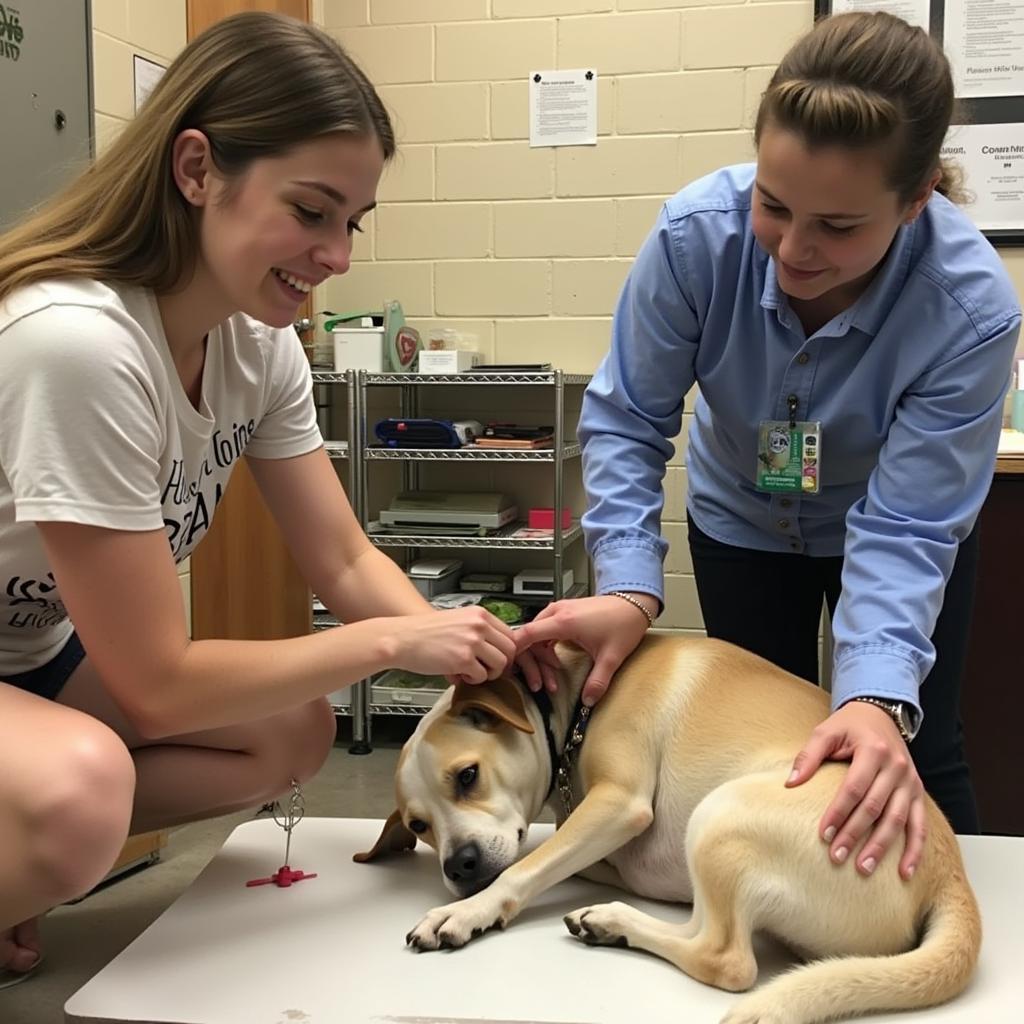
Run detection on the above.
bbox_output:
[579,163,1021,718]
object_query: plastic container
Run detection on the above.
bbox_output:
[372,669,449,708]
[332,319,385,372]
[406,558,463,598]
[528,507,572,530]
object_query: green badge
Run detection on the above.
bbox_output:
[756,420,821,494]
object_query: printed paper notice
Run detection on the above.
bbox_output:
[133,55,166,113]
[529,69,597,148]
[831,0,929,31]
[942,123,1024,231]
[945,0,1024,99]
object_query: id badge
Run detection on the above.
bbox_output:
[756,420,821,494]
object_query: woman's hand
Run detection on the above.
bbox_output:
[513,594,653,706]
[513,640,563,695]
[787,700,927,881]
[384,606,517,685]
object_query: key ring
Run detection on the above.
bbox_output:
[245,779,318,889]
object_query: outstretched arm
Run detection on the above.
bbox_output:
[789,312,1021,880]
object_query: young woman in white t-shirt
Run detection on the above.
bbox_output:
[0,13,554,982]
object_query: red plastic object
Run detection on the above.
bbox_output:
[528,507,571,530]
[246,865,318,888]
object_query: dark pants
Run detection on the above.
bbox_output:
[687,517,980,834]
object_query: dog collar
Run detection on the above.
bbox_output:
[528,686,561,799]
[554,696,591,818]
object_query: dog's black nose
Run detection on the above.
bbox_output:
[444,842,483,883]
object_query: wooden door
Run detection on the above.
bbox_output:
[188,0,309,37]
[187,0,313,641]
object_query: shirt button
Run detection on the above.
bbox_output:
[778,519,790,529]
[780,498,792,508]
[797,353,810,365]
[790,541,800,550]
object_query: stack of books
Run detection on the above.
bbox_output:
[473,423,555,449]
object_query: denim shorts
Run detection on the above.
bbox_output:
[2,632,86,701]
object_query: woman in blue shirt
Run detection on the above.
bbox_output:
[515,12,1020,883]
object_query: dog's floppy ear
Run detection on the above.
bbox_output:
[352,809,417,863]
[450,676,535,734]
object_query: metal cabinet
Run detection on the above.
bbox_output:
[0,1,93,230]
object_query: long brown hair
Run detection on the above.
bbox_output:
[0,11,394,304]
[755,11,964,204]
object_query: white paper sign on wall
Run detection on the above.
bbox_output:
[529,69,597,148]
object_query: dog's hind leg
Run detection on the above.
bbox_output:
[566,827,758,992]
[565,898,705,947]
[567,778,788,991]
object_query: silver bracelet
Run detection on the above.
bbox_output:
[608,591,656,628]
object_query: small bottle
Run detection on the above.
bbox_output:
[1012,391,1024,432]
[1013,360,1024,433]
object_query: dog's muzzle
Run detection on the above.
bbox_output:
[444,841,499,895]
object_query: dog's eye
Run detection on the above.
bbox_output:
[408,819,428,834]
[458,765,478,790]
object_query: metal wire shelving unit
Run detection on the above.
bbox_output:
[312,368,591,751]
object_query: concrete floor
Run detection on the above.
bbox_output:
[2,717,412,1024]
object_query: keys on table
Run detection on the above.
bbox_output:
[245,779,318,889]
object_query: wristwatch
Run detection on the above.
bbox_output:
[849,697,918,744]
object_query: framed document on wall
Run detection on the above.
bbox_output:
[815,1,1024,246]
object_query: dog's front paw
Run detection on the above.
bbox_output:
[563,901,637,948]
[406,890,518,952]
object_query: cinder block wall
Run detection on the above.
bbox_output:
[91,1,186,154]
[84,2,1024,639]
[320,0,812,633]
[319,1,1024,635]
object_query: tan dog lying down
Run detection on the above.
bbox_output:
[356,634,980,1024]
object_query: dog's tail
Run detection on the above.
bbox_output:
[733,860,982,1024]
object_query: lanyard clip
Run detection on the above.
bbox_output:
[787,393,798,429]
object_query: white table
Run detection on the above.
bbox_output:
[65,818,1024,1024]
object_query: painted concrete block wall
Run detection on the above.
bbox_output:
[319,0,1024,636]
[81,3,1024,640]
[319,0,812,633]
[90,1,186,154]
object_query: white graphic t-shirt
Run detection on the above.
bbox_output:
[0,278,322,675]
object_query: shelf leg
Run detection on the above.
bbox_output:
[348,678,373,754]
